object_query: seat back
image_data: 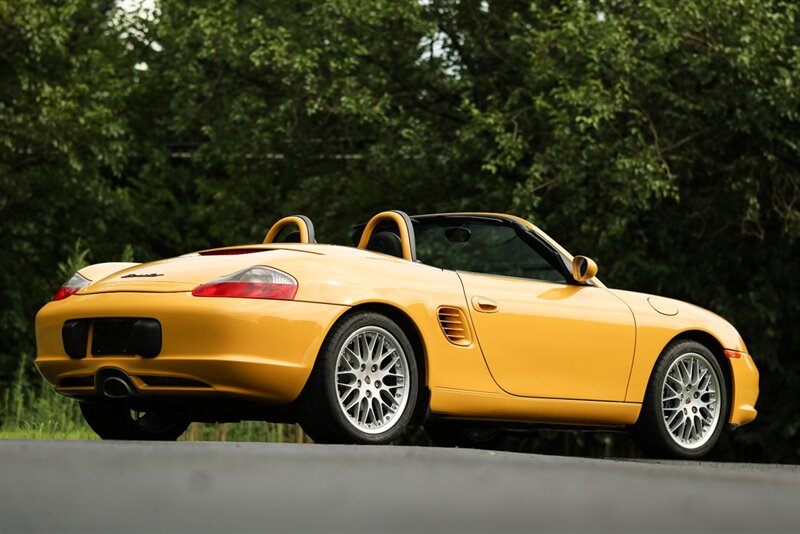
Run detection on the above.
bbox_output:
[366,231,403,258]
[357,210,416,261]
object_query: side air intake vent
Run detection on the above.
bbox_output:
[437,306,472,346]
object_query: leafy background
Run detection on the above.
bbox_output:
[1,0,797,462]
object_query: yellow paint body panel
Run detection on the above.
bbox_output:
[611,289,759,426]
[34,213,759,430]
[458,274,635,401]
[430,387,642,426]
[728,352,759,426]
[36,292,345,403]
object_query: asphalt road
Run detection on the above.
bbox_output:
[1,440,798,533]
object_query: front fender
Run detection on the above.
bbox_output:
[611,289,758,426]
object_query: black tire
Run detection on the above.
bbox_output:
[297,311,419,444]
[80,401,190,441]
[634,339,728,459]
[424,423,503,450]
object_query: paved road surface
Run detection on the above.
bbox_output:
[1,440,798,533]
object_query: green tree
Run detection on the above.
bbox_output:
[1,0,797,461]
[0,1,139,375]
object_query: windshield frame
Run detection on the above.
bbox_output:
[410,214,592,286]
[352,213,597,287]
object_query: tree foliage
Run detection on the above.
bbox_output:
[1,0,798,461]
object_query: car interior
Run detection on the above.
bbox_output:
[263,210,575,284]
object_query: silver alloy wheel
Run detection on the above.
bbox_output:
[661,352,721,449]
[334,326,410,435]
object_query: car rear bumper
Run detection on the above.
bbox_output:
[728,352,759,427]
[35,292,347,404]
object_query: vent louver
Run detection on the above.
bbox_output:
[138,376,211,388]
[437,306,472,346]
[59,375,94,388]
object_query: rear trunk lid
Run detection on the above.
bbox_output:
[79,247,319,294]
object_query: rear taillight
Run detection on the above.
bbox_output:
[54,272,91,301]
[191,266,298,300]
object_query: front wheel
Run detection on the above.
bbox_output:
[80,401,190,441]
[298,311,419,444]
[635,340,728,459]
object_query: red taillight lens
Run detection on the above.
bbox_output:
[192,281,297,299]
[53,272,91,301]
[191,266,298,300]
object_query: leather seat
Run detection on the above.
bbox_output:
[367,231,403,258]
[278,231,301,243]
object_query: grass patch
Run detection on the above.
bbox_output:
[0,428,99,440]
[1,353,92,438]
[181,421,310,443]
[0,353,311,442]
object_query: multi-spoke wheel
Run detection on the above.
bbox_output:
[298,311,418,444]
[335,326,411,434]
[80,401,190,440]
[635,340,728,458]
[661,353,721,449]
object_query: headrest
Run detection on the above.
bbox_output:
[367,231,403,258]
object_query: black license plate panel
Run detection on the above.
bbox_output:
[91,319,137,356]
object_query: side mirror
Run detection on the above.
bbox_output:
[571,255,598,282]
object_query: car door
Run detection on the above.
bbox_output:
[416,218,636,401]
[459,272,636,401]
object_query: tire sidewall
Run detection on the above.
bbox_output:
[649,341,728,458]
[319,312,418,444]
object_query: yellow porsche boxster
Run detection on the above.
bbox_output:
[35,211,758,458]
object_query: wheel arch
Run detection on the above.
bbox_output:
[663,330,733,421]
[341,302,430,425]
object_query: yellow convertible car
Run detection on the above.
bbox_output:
[35,211,759,458]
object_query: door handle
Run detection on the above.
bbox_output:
[472,296,498,313]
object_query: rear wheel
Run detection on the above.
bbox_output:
[298,311,418,444]
[80,401,190,441]
[635,340,728,459]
